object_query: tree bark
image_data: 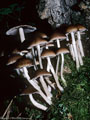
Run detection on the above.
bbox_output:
[37,0,77,28]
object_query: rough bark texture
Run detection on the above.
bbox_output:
[37,0,77,28]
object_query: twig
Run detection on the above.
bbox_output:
[2,96,16,119]
[0,117,32,120]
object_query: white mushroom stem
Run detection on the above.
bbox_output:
[45,77,55,89]
[70,32,80,70]
[31,47,37,70]
[23,67,30,80]
[60,53,67,87]
[56,55,60,75]
[29,94,47,111]
[69,44,75,61]
[56,40,61,75]
[56,39,60,48]
[37,45,43,69]
[15,69,21,76]
[66,34,69,41]
[16,67,52,106]
[47,62,50,72]
[76,41,83,66]
[48,85,52,92]
[30,80,52,105]
[46,45,49,49]
[77,31,85,57]
[40,76,52,100]
[26,52,33,59]
[19,27,25,43]
[47,57,64,92]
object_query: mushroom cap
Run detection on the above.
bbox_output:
[50,32,66,42]
[12,48,28,54]
[56,48,69,55]
[7,54,22,65]
[6,25,37,35]
[41,50,56,58]
[27,37,48,49]
[34,31,48,39]
[15,57,33,69]
[76,24,86,32]
[21,86,37,95]
[66,25,77,33]
[34,69,52,80]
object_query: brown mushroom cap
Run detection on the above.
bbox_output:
[12,48,28,54]
[41,50,56,58]
[27,37,48,49]
[15,57,33,69]
[33,31,48,39]
[6,25,37,35]
[21,86,37,95]
[76,24,86,31]
[66,25,77,33]
[34,69,52,80]
[7,54,22,65]
[50,32,66,42]
[56,48,69,55]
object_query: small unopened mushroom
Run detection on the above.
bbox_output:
[41,50,64,92]
[6,25,37,43]
[56,48,69,87]
[66,25,79,70]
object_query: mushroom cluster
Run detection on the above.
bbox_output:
[3,24,86,111]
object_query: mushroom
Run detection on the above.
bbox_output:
[49,31,66,48]
[27,37,48,69]
[6,54,22,65]
[12,48,29,56]
[15,58,52,105]
[6,54,23,75]
[41,50,64,92]
[29,79,52,105]
[33,69,52,100]
[14,57,33,80]
[21,86,47,111]
[66,25,79,70]
[56,48,69,87]
[49,32,66,74]
[6,25,37,43]
[76,24,86,57]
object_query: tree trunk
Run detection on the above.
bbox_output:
[37,0,77,28]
